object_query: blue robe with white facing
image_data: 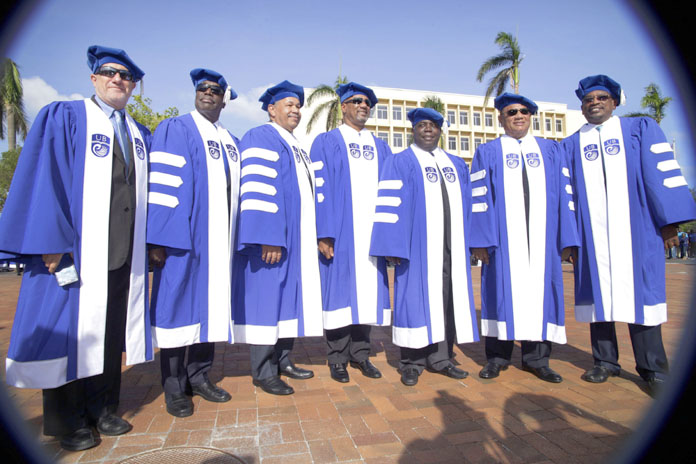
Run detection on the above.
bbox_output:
[562,116,696,325]
[148,111,241,347]
[0,99,153,388]
[310,126,391,329]
[470,135,579,343]
[370,146,479,349]
[234,123,323,344]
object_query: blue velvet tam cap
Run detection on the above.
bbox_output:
[87,45,144,81]
[337,82,378,107]
[259,80,304,111]
[190,68,237,100]
[575,74,621,101]
[407,107,444,127]
[494,92,538,114]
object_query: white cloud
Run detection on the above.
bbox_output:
[21,76,84,122]
[221,84,272,125]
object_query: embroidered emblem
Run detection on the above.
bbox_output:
[134,139,146,160]
[225,144,238,162]
[604,138,620,155]
[208,140,221,159]
[442,166,456,182]
[363,145,375,160]
[91,134,110,157]
[505,153,519,169]
[349,142,361,158]
[425,166,439,183]
[583,144,599,161]
[525,152,540,168]
[292,146,301,162]
[301,148,310,163]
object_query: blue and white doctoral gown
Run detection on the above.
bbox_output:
[233,123,323,344]
[310,125,392,329]
[561,116,696,325]
[147,111,241,347]
[0,99,152,389]
[470,134,579,343]
[369,145,479,349]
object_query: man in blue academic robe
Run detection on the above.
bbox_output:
[470,93,579,383]
[309,82,391,383]
[0,46,152,451]
[148,69,239,417]
[370,108,479,386]
[234,81,321,395]
[561,75,696,390]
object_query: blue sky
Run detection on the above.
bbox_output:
[3,0,695,184]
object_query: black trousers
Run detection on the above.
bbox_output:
[590,321,668,380]
[249,339,294,380]
[326,325,371,364]
[484,337,552,369]
[42,264,130,437]
[160,343,214,395]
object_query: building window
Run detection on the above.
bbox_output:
[485,113,493,127]
[533,117,540,131]
[474,137,482,149]
[393,106,402,121]
[377,132,389,144]
[393,133,403,148]
[407,132,413,146]
[377,105,388,120]
[460,137,470,151]
[405,106,416,118]
[460,111,469,125]
[448,136,457,151]
[447,110,456,125]
[545,118,552,131]
[473,112,481,126]
[555,119,563,132]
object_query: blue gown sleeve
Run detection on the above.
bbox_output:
[238,127,288,249]
[146,117,194,250]
[310,133,336,240]
[553,140,580,250]
[0,102,77,256]
[469,144,497,249]
[370,152,414,260]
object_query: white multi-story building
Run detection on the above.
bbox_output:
[298,85,586,164]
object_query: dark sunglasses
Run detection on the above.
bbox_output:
[582,94,612,104]
[506,108,531,116]
[96,66,134,82]
[196,83,224,95]
[345,97,372,106]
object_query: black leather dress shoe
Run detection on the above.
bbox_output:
[192,380,232,403]
[400,368,419,386]
[478,362,508,379]
[280,363,314,380]
[523,365,563,383]
[645,373,665,395]
[96,413,132,436]
[350,359,382,378]
[429,364,469,379]
[253,376,294,395]
[60,427,98,451]
[330,363,349,383]
[581,365,619,383]
[165,392,194,418]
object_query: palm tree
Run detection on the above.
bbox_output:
[623,83,671,124]
[476,32,523,107]
[305,75,349,134]
[422,95,444,116]
[0,58,28,150]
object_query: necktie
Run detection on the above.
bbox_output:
[113,110,130,168]
[597,125,607,188]
[520,141,530,254]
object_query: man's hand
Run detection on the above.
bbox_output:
[661,224,679,250]
[42,253,63,274]
[471,248,489,265]
[561,247,578,266]
[262,245,282,264]
[386,256,401,266]
[149,247,167,268]
[318,238,334,260]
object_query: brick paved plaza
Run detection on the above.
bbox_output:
[0,262,692,463]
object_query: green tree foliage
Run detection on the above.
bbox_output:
[0,147,21,211]
[476,32,523,107]
[623,83,671,124]
[421,96,445,148]
[126,95,179,133]
[0,59,28,150]
[305,75,349,134]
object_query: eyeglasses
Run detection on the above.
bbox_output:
[582,94,612,104]
[196,83,224,95]
[345,97,371,106]
[506,108,531,116]
[96,66,134,82]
